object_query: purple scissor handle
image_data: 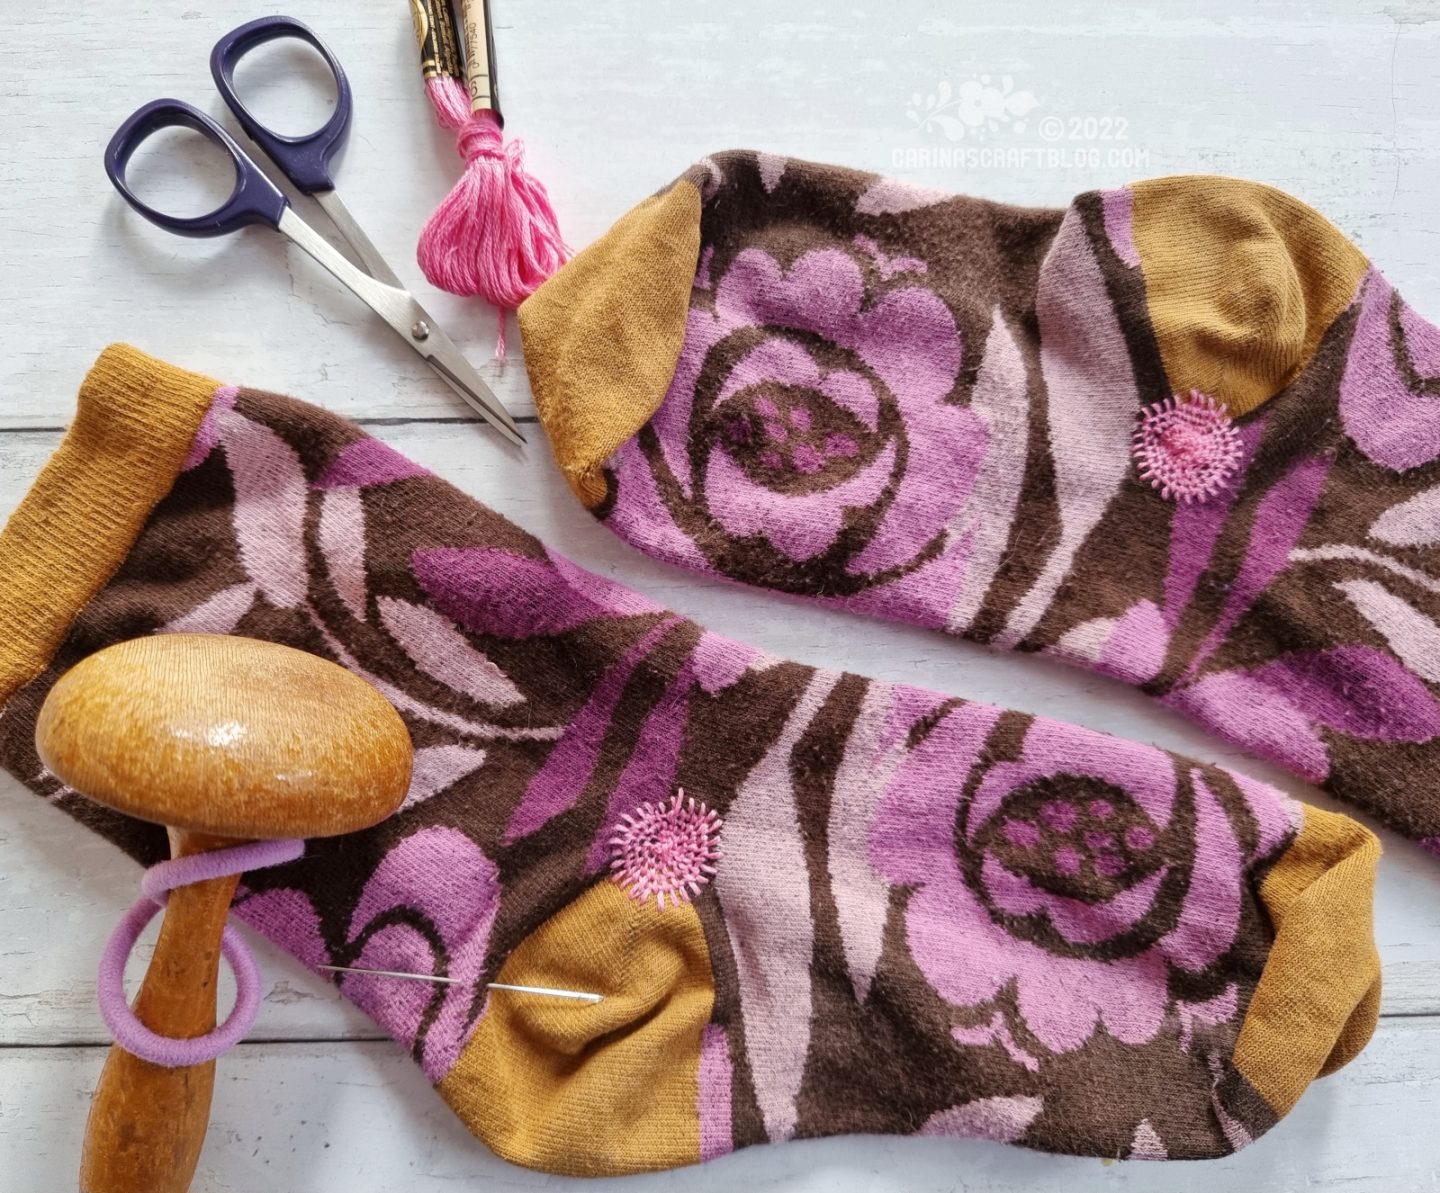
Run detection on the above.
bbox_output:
[103,16,350,238]
[207,14,404,287]
[105,14,403,290]
[209,15,352,197]
[104,99,289,238]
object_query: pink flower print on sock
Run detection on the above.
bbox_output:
[611,244,979,587]
[871,712,1262,1056]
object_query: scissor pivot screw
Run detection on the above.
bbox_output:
[411,320,431,341]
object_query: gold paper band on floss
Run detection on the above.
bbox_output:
[409,0,463,80]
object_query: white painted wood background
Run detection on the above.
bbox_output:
[2,1,1439,1189]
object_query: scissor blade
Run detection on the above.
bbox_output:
[276,207,524,447]
[414,319,526,448]
[313,189,405,290]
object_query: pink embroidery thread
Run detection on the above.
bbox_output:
[609,789,723,909]
[416,75,569,359]
[1133,390,1242,503]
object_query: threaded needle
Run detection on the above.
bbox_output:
[317,964,602,1003]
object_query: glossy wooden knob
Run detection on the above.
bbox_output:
[36,632,413,839]
[35,634,413,1193]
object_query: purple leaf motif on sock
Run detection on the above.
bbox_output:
[1054,598,1178,685]
[1097,599,1171,684]
[1338,579,1440,683]
[1252,646,1440,741]
[756,152,787,194]
[1341,269,1440,472]
[1165,773,1244,973]
[951,1009,1040,1071]
[945,312,1030,633]
[318,488,368,619]
[219,409,310,609]
[378,596,525,708]
[1100,187,1140,268]
[315,438,430,490]
[692,631,765,694]
[1187,453,1331,675]
[1161,416,1266,623]
[545,548,666,618]
[718,671,840,1141]
[698,1024,735,1160]
[414,547,663,640]
[162,581,259,636]
[182,386,238,471]
[1128,1120,1168,1160]
[1000,205,1140,648]
[584,664,693,873]
[504,619,679,842]
[919,1094,1044,1143]
[1167,669,1331,781]
[854,176,954,216]
[1170,645,1440,782]
[827,682,933,1002]
[852,233,927,280]
[1371,484,1440,548]
[402,744,490,811]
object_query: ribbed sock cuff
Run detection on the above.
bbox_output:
[0,344,221,702]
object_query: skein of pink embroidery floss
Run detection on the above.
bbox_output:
[409,0,568,358]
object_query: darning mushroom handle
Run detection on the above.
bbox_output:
[79,833,239,1193]
[37,634,414,1193]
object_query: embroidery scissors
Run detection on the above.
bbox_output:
[102,15,524,448]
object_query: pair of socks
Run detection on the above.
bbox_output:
[0,346,1379,1172]
[519,154,1440,858]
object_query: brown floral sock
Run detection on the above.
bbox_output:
[0,346,1380,1173]
[518,152,1440,858]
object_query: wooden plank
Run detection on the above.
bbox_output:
[3,1018,1439,1192]
[2,2,1440,425]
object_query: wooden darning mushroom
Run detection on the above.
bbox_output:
[35,633,413,1193]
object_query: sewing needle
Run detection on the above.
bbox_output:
[318,964,603,1003]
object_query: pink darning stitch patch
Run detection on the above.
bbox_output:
[1133,390,1242,503]
[609,789,723,909]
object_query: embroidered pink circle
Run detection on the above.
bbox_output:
[1132,390,1242,503]
[609,789,723,909]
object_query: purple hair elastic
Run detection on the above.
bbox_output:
[96,838,305,1067]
